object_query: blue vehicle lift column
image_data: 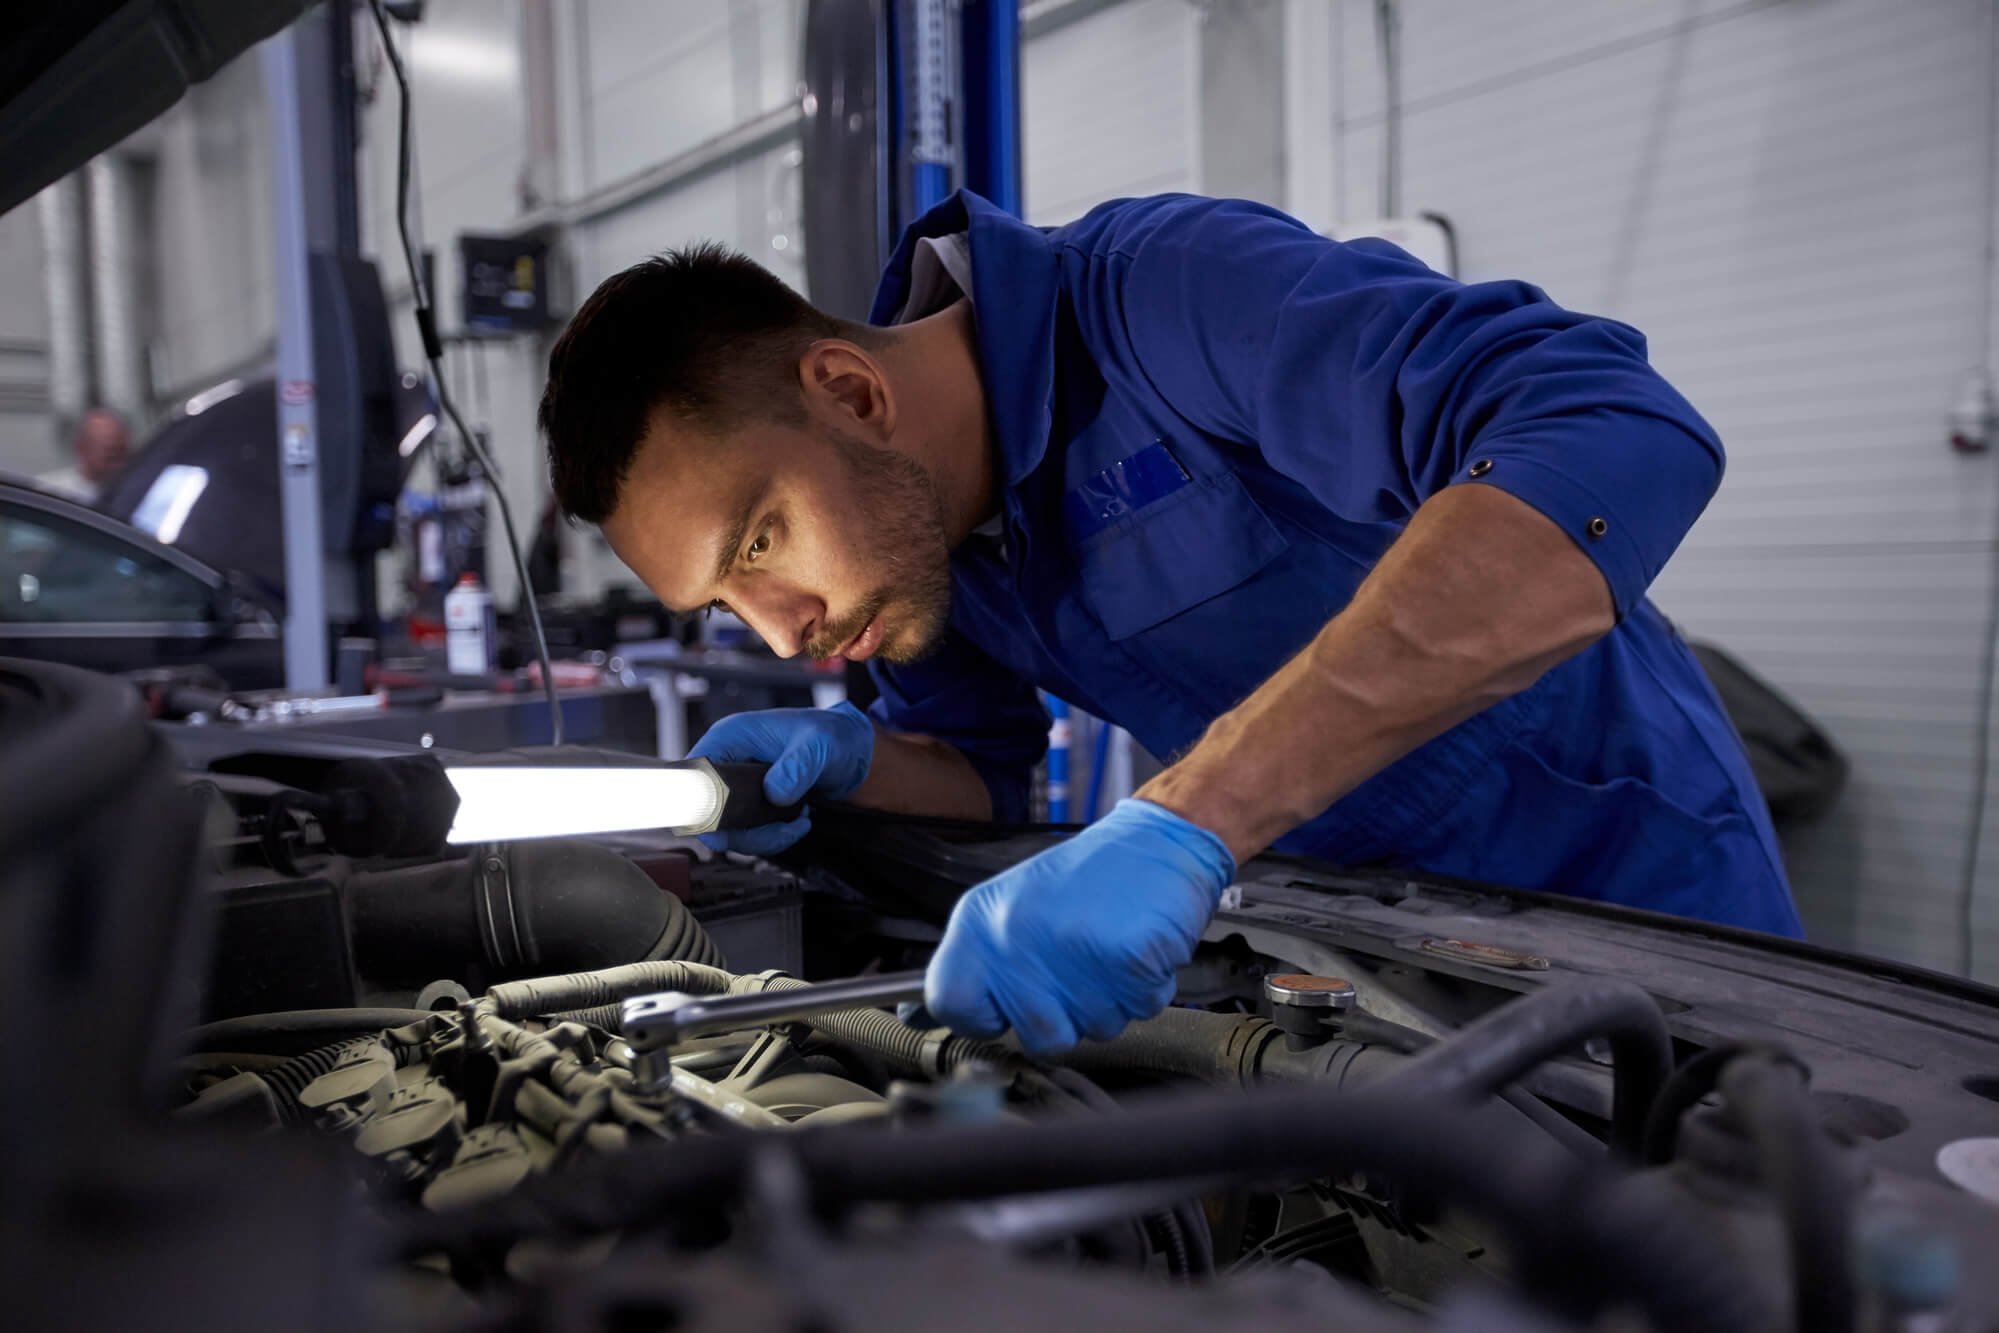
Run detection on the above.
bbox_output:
[960,0,1022,215]
[891,0,1021,228]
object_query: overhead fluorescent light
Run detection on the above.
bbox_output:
[410,29,519,87]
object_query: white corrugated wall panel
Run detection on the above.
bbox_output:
[1326,0,1999,975]
[576,140,806,295]
[1023,0,1197,225]
[0,203,49,477]
[150,55,277,396]
[577,0,799,190]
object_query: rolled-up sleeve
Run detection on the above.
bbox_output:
[1093,196,1724,619]
[867,626,1049,823]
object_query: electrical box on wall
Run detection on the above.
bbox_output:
[1333,213,1459,278]
[458,230,559,335]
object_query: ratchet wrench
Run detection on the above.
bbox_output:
[621,970,930,1051]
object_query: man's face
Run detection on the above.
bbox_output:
[75,411,130,483]
[602,413,954,664]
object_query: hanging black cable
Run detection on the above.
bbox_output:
[365,0,563,742]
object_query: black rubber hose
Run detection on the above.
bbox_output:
[480,961,736,1020]
[644,887,724,968]
[1040,1065,1215,1280]
[1640,1041,1757,1166]
[401,1080,1770,1331]
[347,840,723,987]
[503,839,723,972]
[1378,978,1670,1156]
[1062,1005,1269,1084]
[1145,1209,1193,1278]
[188,1008,437,1054]
[1064,1004,1601,1158]
[1340,1011,1606,1158]
[1718,1053,1856,1333]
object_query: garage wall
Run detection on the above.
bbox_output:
[0,206,52,478]
[1023,0,1198,224]
[149,52,279,403]
[566,0,805,301]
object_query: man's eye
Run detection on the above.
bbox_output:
[746,528,772,561]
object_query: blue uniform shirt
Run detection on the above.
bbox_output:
[865,191,1803,938]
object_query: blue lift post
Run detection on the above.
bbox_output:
[892,0,1021,224]
[907,0,955,216]
[960,0,1022,216]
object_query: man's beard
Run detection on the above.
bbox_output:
[803,427,955,664]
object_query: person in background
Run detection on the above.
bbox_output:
[37,406,130,506]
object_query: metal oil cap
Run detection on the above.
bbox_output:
[1264,973,1357,1011]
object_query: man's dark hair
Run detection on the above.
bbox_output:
[540,243,867,523]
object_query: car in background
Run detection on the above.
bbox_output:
[0,477,283,688]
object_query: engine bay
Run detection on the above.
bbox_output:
[5,657,1998,1333]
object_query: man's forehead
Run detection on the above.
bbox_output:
[612,427,761,609]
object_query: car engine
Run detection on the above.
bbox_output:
[4,656,1997,1333]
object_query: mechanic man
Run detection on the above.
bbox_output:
[538,192,1803,1054]
[37,406,130,506]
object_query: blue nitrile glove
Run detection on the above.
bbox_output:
[686,702,875,854]
[925,798,1236,1055]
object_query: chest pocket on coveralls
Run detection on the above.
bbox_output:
[1071,466,1291,641]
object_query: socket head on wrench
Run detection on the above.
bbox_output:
[621,990,700,1050]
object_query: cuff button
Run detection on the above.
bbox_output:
[1467,458,1493,477]
[1586,516,1609,539]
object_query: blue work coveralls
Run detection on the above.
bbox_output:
[865,190,1803,938]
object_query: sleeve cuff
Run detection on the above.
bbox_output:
[1458,454,1654,621]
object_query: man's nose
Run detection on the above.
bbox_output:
[728,582,821,658]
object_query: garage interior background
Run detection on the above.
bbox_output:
[0,0,1993,984]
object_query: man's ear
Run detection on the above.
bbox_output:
[800,339,896,440]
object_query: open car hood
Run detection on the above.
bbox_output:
[0,0,311,217]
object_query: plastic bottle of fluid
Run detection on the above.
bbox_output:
[443,571,495,676]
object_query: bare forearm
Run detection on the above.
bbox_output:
[848,728,994,821]
[1138,484,1615,862]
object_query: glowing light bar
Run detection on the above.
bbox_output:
[443,765,724,844]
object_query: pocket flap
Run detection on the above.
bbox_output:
[1075,470,1289,641]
